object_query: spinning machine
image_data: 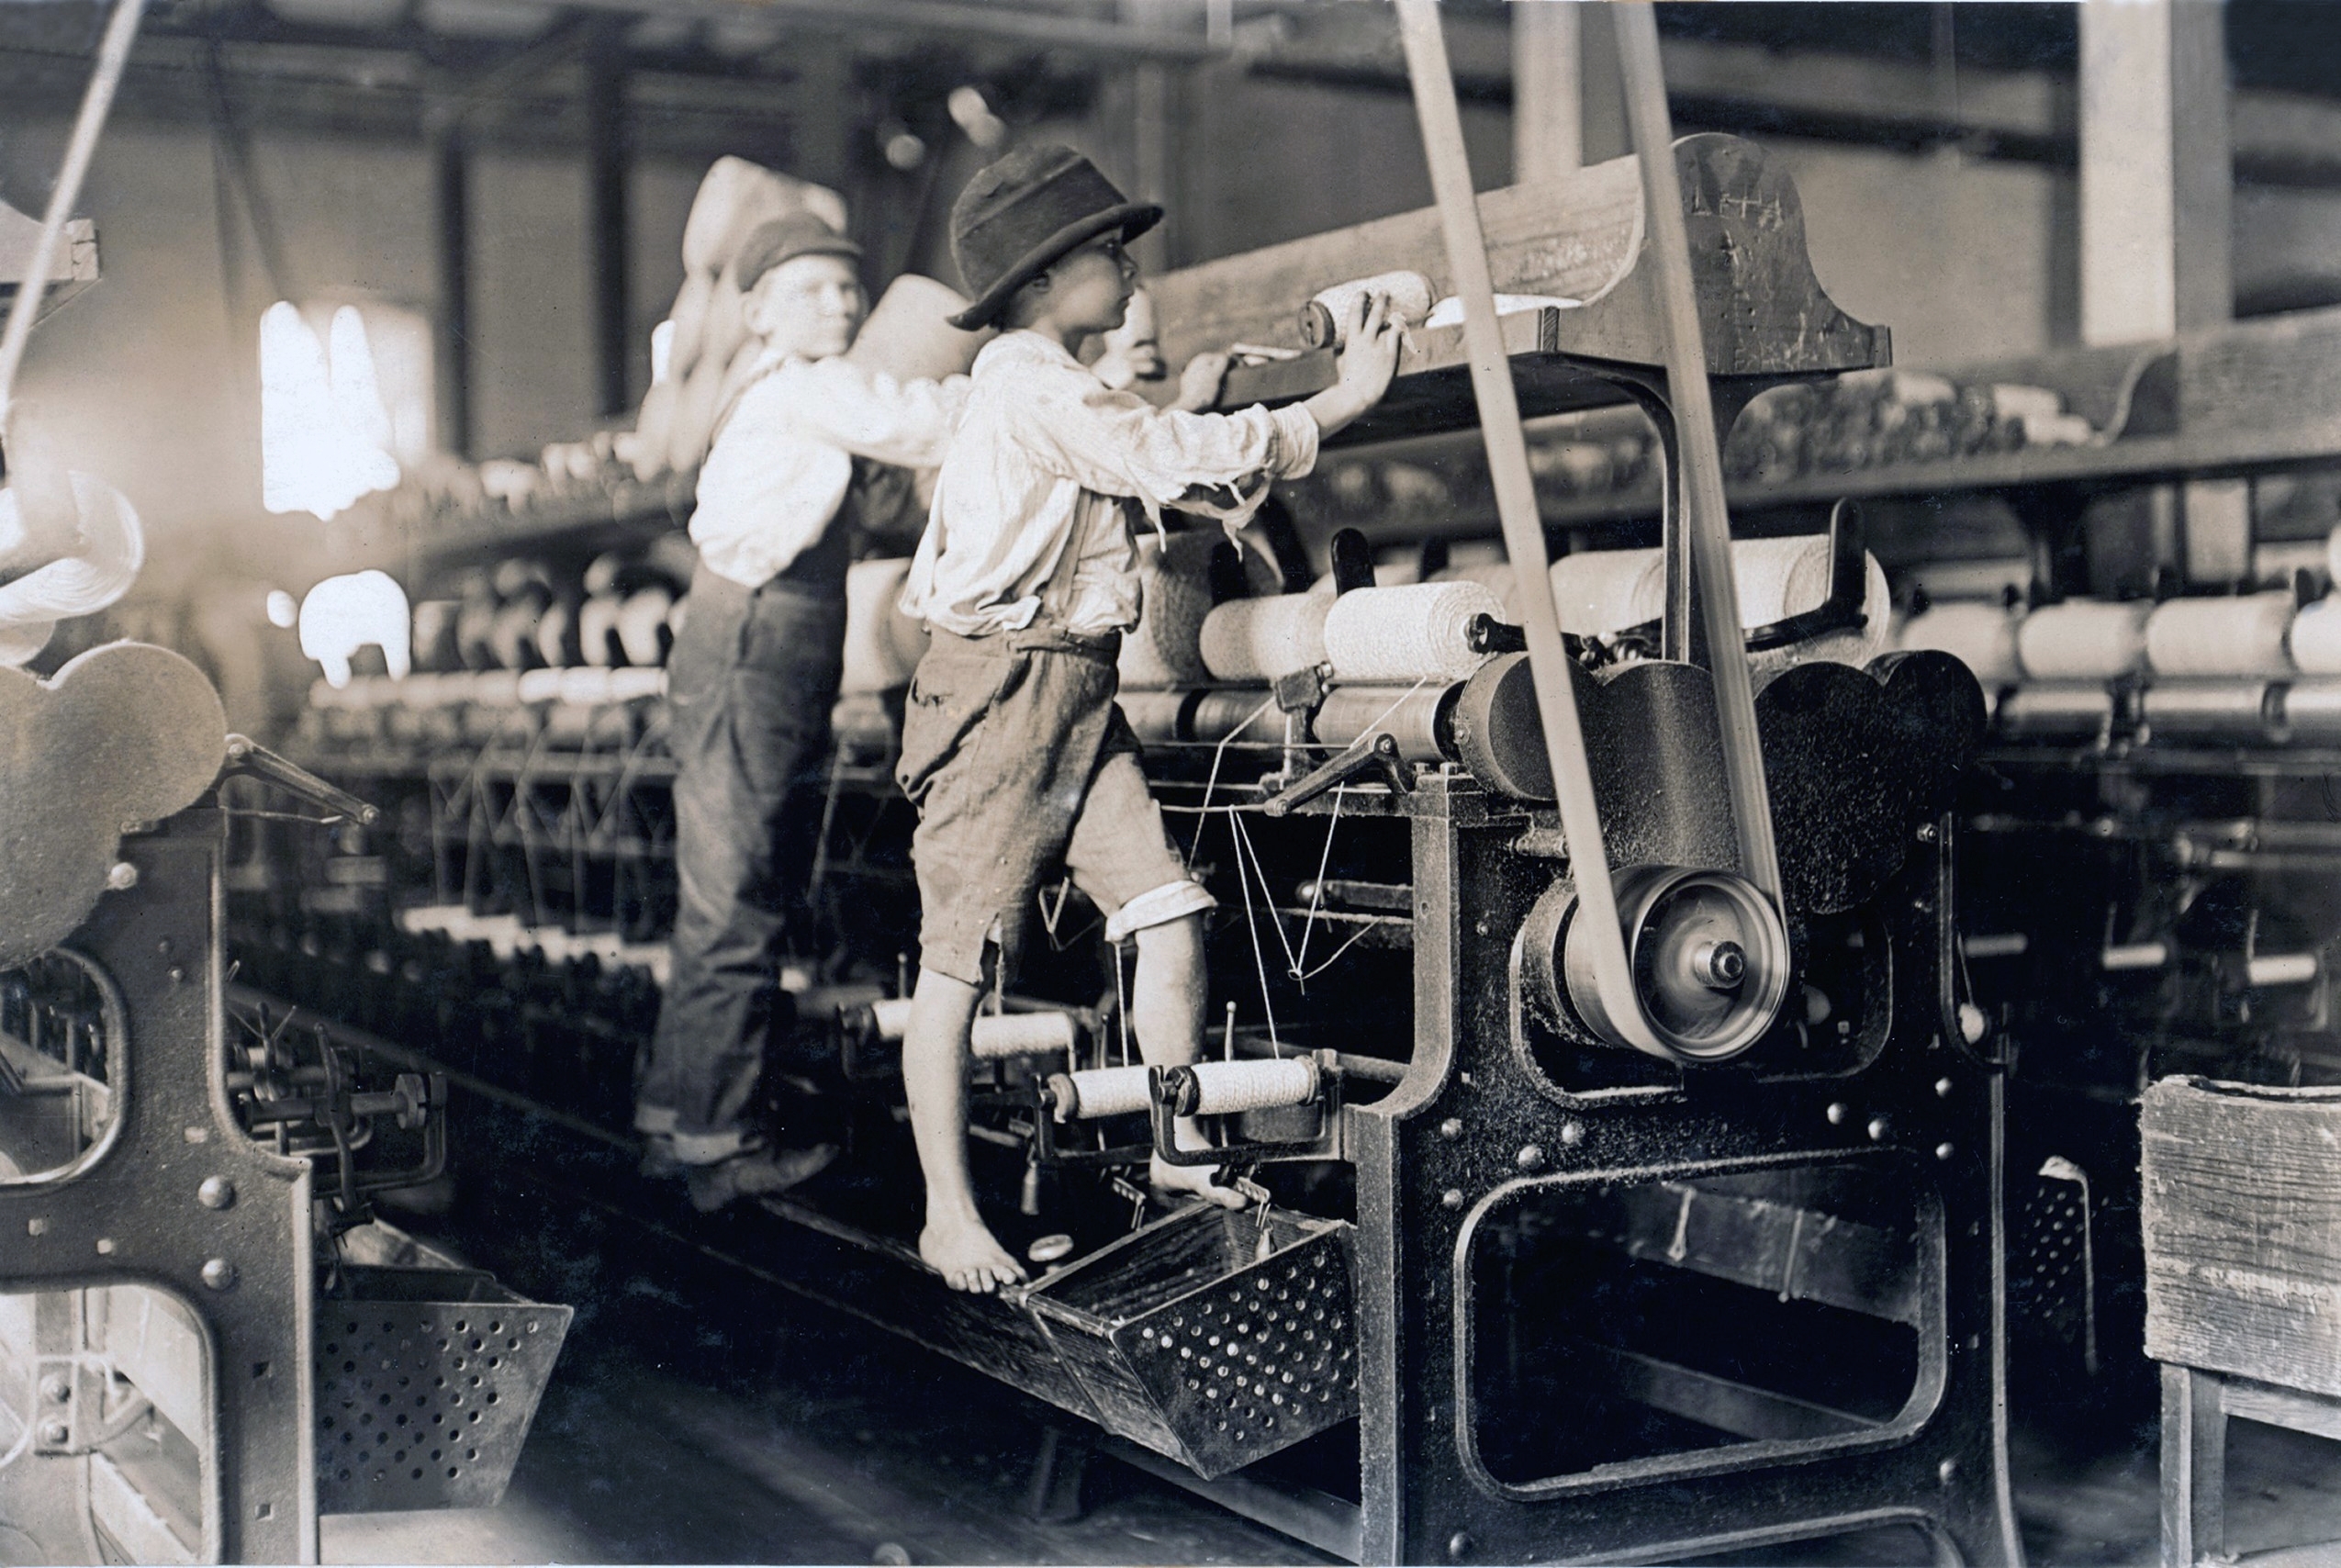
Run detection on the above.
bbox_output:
[234,13,2028,1564]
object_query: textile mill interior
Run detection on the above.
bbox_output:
[12,2,2341,1564]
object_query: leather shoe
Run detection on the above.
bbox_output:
[685,1144,840,1213]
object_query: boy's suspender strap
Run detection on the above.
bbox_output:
[1036,498,1116,626]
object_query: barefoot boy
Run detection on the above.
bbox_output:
[896,145,1402,1292]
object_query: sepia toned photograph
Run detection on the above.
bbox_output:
[1,1,2335,1562]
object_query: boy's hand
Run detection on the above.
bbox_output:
[1173,351,1230,412]
[1301,290,1403,439]
[1334,290,1403,407]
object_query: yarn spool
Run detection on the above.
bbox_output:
[577,593,627,667]
[607,666,667,703]
[1118,689,1195,747]
[1321,581,1503,685]
[1299,270,1436,350]
[2290,598,2341,676]
[1312,685,1450,764]
[1054,1065,1153,1121]
[1185,689,1282,748]
[1896,601,2023,687]
[969,1011,1079,1060]
[1198,593,1332,682]
[2145,592,2297,678]
[1120,531,1256,689]
[411,599,463,673]
[617,585,678,668]
[1429,562,1520,619]
[1546,536,1890,673]
[868,996,914,1041]
[488,596,549,671]
[841,558,922,695]
[515,667,566,704]
[2015,600,2151,680]
[534,595,583,668]
[0,472,144,668]
[847,275,992,385]
[1177,1057,1319,1115]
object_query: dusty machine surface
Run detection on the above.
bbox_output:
[0,645,571,1564]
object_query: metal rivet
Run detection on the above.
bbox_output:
[105,861,138,891]
[1958,1003,1988,1044]
[26,1217,46,1237]
[1440,1189,1464,1211]
[157,938,174,958]
[1447,1530,1473,1561]
[1935,1142,1955,1162]
[1915,823,1939,844]
[202,1258,238,1292]
[167,966,187,985]
[41,1374,70,1405]
[40,1423,68,1447]
[94,1238,115,1256]
[183,1126,209,1144]
[1938,1458,1958,1485]
[1826,1103,1849,1126]
[198,1177,237,1210]
[1935,1077,1955,1099]
[1866,1116,1890,1143]
[1559,1120,1584,1147]
[1438,1118,1463,1140]
[1516,1145,1544,1170]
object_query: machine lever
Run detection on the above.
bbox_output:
[1261,734,1409,818]
[220,734,381,826]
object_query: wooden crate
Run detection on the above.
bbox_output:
[2142,1076,2341,1396]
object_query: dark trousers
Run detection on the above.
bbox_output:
[635,564,845,1164]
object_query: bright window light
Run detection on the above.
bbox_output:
[260,300,431,521]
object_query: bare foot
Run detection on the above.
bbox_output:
[919,1215,1027,1293]
[1150,1152,1248,1209]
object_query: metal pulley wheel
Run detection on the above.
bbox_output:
[1538,866,1790,1064]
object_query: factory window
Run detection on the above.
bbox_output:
[259,300,432,521]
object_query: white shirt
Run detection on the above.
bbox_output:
[900,330,1320,639]
[689,350,969,589]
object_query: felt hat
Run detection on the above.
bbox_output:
[945,144,1161,331]
[734,211,862,289]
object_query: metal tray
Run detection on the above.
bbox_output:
[1025,1204,1358,1479]
[315,1265,571,1513]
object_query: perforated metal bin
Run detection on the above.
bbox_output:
[1023,1204,1358,1479]
[315,1265,572,1513]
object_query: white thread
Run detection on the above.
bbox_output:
[2291,599,2341,676]
[1294,783,1343,979]
[1184,1057,1317,1114]
[1897,601,2023,686]
[2016,600,2151,680]
[1227,807,1283,1052]
[969,1011,1079,1059]
[2145,593,2297,678]
[1321,582,1502,684]
[1301,271,1435,349]
[0,474,143,667]
[1064,1064,1152,1120]
[1184,689,1279,869]
[1198,593,1332,682]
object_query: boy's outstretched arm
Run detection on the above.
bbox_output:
[1298,290,1405,439]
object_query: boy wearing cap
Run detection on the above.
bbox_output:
[896,145,1402,1292]
[636,211,969,1213]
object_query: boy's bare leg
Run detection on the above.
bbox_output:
[905,966,1028,1292]
[1129,914,1247,1208]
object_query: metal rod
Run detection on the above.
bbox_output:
[0,0,146,432]
[1612,6,1783,904]
[1394,0,1662,1058]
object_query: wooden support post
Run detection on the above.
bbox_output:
[2080,0,2242,586]
[2159,1364,2225,1568]
[431,128,472,460]
[585,21,632,420]
[1512,1,1581,183]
